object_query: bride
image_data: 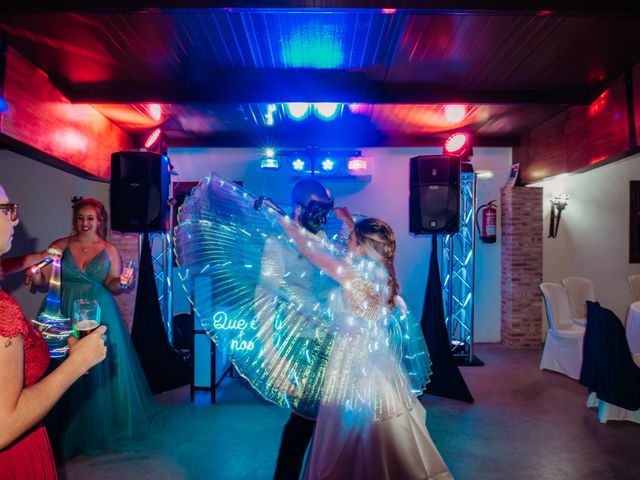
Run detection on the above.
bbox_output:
[281,215,452,479]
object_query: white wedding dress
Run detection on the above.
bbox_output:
[303,290,453,480]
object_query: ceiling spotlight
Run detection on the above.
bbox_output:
[348,158,368,171]
[444,104,466,124]
[261,157,280,170]
[292,158,305,171]
[314,103,340,121]
[144,128,163,149]
[148,103,162,121]
[265,104,277,126]
[444,132,470,155]
[285,103,311,121]
[321,158,335,171]
[264,147,276,158]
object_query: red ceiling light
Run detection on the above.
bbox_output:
[147,103,163,121]
[444,132,469,155]
[444,104,467,124]
[145,128,162,149]
[143,128,168,155]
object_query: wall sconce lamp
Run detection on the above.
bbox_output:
[549,194,570,238]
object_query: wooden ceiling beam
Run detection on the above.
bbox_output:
[166,133,520,148]
[65,70,593,105]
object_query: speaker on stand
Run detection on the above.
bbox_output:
[110,151,170,233]
[409,155,461,234]
[110,150,189,394]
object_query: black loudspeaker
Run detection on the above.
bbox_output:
[110,151,170,232]
[409,155,460,234]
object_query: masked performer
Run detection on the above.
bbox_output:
[175,174,451,480]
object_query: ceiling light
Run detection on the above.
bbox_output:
[285,103,310,121]
[314,103,340,121]
[144,128,163,149]
[444,105,466,123]
[321,158,335,171]
[148,104,162,121]
[292,158,305,171]
[444,132,470,155]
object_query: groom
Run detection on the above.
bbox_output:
[263,178,351,480]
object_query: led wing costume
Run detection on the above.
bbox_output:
[174,173,432,421]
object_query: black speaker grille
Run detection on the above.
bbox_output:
[110,151,169,232]
[409,155,460,234]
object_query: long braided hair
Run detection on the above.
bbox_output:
[352,218,399,308]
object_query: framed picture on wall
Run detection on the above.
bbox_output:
[506,163,520,187]
[630,181,640,263]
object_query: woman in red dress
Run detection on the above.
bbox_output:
[0,184,107,479]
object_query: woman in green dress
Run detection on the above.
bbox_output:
[28,198,153,460]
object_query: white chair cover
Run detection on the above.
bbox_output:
[561,277,595,327]
[629,274,640,303]
[626,301,640,354]
[539,283,585,380]
[586,354,640,424]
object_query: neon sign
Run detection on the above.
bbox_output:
[212,311,258,351]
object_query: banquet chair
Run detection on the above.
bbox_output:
[561,277,595,327]
[629,274,640,303]
[587,354,640,424]
[539,283,586,380]
[581,301,640,424]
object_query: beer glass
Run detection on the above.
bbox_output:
[72,299,101,339]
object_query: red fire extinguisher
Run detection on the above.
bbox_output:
[476,200,497,244]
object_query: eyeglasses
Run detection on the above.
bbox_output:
[0,203,19,222]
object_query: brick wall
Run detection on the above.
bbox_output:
[110,231,140,332]
[501,186,543,349]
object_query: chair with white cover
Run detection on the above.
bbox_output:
[561,277,595,328]
[587,355,640,424]
[581,301,640,424]
[629,274,640,303]
[539,283,586,380]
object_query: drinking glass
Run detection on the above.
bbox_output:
[72,299,101,339]
[120,260,136,288]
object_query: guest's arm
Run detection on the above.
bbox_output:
[26,240,66,287]
[0,251,48,277]
[0,326,107,448]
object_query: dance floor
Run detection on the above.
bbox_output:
[59,344,640,480]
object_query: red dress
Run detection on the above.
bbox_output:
[0,290,57,480]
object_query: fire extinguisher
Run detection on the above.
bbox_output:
[476,200,497,244]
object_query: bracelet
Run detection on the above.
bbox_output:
[47,246,62,256]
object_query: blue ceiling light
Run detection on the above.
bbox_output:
[314,103,340,121]
[285,103,311,121]
[265,104,276,126]
[321,158,335,171]
[292,158,305,171]
[283,24,345,69]
[261,157,280,170]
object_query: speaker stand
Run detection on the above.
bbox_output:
[454,354,485,366]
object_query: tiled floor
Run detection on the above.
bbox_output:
[59,344,640,480]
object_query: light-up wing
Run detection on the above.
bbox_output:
[174,173,338,417]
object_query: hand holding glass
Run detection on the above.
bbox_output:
[120,260,135,288]
[73,299,101,339]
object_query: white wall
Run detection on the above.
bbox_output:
[0,150,109,319]
[532,153,640,321]
[170,146,511,342]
